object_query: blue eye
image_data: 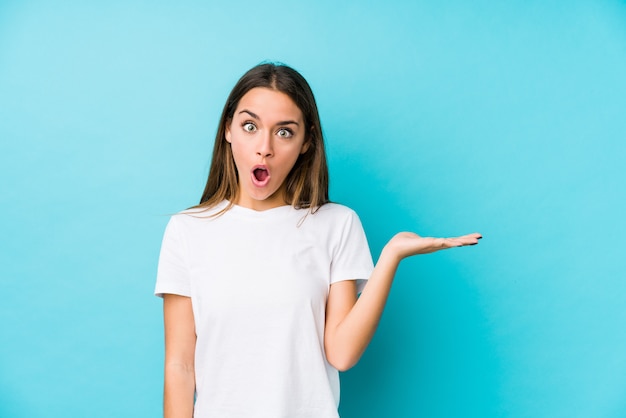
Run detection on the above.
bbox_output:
[277,128,293,138]
[243,122,256,132]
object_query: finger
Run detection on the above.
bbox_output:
[459,236,481,246]
[446,236,480,247]
[452,233,481,240]
[445,238,466,247]
[434,238,463,249]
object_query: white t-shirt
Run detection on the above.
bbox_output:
[155,201,374,418]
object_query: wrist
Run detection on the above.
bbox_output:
[379,243,403,266]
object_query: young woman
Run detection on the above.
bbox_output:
[155,63,481,418]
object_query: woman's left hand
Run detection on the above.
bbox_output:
[384,232,482,260]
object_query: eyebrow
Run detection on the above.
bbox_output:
[238,109,300,126]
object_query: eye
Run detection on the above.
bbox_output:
[242,122,257,133]
[276,128,293,138]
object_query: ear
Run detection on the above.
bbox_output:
[300,140,310,155]
[300,126,314,154]
[225,121,232,143]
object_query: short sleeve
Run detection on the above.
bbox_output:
[329,209,374,293]
[154,216,191,298]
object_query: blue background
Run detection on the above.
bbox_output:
[1,1,625,417]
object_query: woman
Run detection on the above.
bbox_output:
[155,62,481,417]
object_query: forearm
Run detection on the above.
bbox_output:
[164,363,195,418]
[325,246,401,370]
[324,231,481,371]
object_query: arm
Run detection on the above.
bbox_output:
[324,232,481,371]
[163,294,196,418]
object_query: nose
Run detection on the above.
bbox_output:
[256,131,273,158]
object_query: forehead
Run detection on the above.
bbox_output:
[235,87,303,121]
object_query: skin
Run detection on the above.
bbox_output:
[163,294,195,418]
[225,87,309,211]
[162,87,481,417]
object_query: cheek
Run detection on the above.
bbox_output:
[228,142,246,170]
[278,148,305,174]
[228,133,246,155]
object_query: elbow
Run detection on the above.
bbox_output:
[330,360,356,373]
[164,360,195,376]
[325,349,362,372]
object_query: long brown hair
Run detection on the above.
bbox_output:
[193,63,330,214]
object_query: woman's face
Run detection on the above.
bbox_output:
[226,87,309,211]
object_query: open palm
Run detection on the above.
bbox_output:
[386,232,482,259]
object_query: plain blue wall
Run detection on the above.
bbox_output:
[1,1,625,417]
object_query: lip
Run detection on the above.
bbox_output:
[251,164,271,187]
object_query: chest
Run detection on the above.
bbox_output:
[186,219,331,317]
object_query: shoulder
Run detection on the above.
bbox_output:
[305,203,364,230]
[310,203,371,260]
[178,200,229,219]
[167,201,231,228]
[315,202,356,215]
[179,200,230,216]
[313,202,361,220]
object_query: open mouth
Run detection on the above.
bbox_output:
[251,166,270,186]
